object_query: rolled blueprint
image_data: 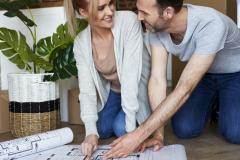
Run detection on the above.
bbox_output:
[0,127,73,160]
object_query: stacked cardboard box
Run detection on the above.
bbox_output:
[68,88,84,125]
[0,90,9,133]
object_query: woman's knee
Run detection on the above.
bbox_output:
[112,123,126,137]
[113,111,127,137]
[97,121,113,139]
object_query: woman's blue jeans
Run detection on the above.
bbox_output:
[96,90,127,139]
[172,71,240,144]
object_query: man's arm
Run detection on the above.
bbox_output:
[149,46,168,114]
[103,53,216,158]
[138,53,216,140]
[148,45,168,139]
[138,45,168,152]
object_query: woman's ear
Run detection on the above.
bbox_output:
[79,8,89,18]
[162,6,174,20]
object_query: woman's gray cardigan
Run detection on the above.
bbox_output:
[73,11,151,137]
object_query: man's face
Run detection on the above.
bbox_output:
[136,0,168,32]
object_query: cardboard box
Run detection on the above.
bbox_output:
[68,88,84,125]
[172,0,237,88]
[185,0,237,22]
[0,90,10,133]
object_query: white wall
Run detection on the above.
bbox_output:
[0,7,78,122]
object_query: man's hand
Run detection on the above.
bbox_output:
[103,130,143,159]
[139,130,164,153]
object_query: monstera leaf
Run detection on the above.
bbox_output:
[44,44,77,81]
[0,27,32,71]
[37,19,88,81]
[36,23,73,62]
[0,0,39,27]
[36,19,88,60]
[0,27,53,72]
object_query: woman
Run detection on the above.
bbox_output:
[64,0,151,158]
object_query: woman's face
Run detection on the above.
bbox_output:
[88,0,116,29]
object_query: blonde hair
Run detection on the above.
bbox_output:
[64,0,98,37]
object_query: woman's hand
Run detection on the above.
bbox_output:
[81,134,98,160]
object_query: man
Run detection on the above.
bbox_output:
[104,0,240,158]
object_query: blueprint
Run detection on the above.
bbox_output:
[0,128,187,160]
[17,144,187,160]
[0,128,73,160]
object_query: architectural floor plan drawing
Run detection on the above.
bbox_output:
[17,144,187,160]
[0,128,187,160]
[17,145,140,160]
[0,127,74,160]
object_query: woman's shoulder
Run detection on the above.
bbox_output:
[74,25,90,46]
[113,11,139,34]
[115,11,137,21]
[115,10,137,18]
[114,11,138,25]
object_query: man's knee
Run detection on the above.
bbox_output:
[224,134,240,144]
[172,121,203,139]
[221,127,240,144]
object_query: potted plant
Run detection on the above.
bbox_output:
[0,0,88,137]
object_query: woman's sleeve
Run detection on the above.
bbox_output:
[73,39,99,137]
[121,12,143,132]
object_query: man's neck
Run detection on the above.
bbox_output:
[166,7,188,44]
[168,7,188,35]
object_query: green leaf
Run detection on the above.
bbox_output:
[36,19,87,81]
[0,27,33,71]
[5,10,36,27]
[44,44,77,81]
[36,19,88,60]
[0,0,38,27]
[0,0,39,10]
[31,54,53,71]
[36,23,73,62]
[0,42,10,50]
[76,19,88,35]
[1,49,16,57]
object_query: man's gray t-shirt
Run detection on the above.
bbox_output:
[149,4,240,73]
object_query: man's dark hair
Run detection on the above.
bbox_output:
[156,0,183,13]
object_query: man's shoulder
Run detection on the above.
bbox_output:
[187,4,226,23]
[186,4,228,36]
[148,31,169,48]
[149,32,167,41]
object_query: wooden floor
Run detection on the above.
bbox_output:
[1,122,240,160]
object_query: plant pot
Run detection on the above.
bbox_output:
[7,73,60,137]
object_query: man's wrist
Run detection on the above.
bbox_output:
[135,125,151,143]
